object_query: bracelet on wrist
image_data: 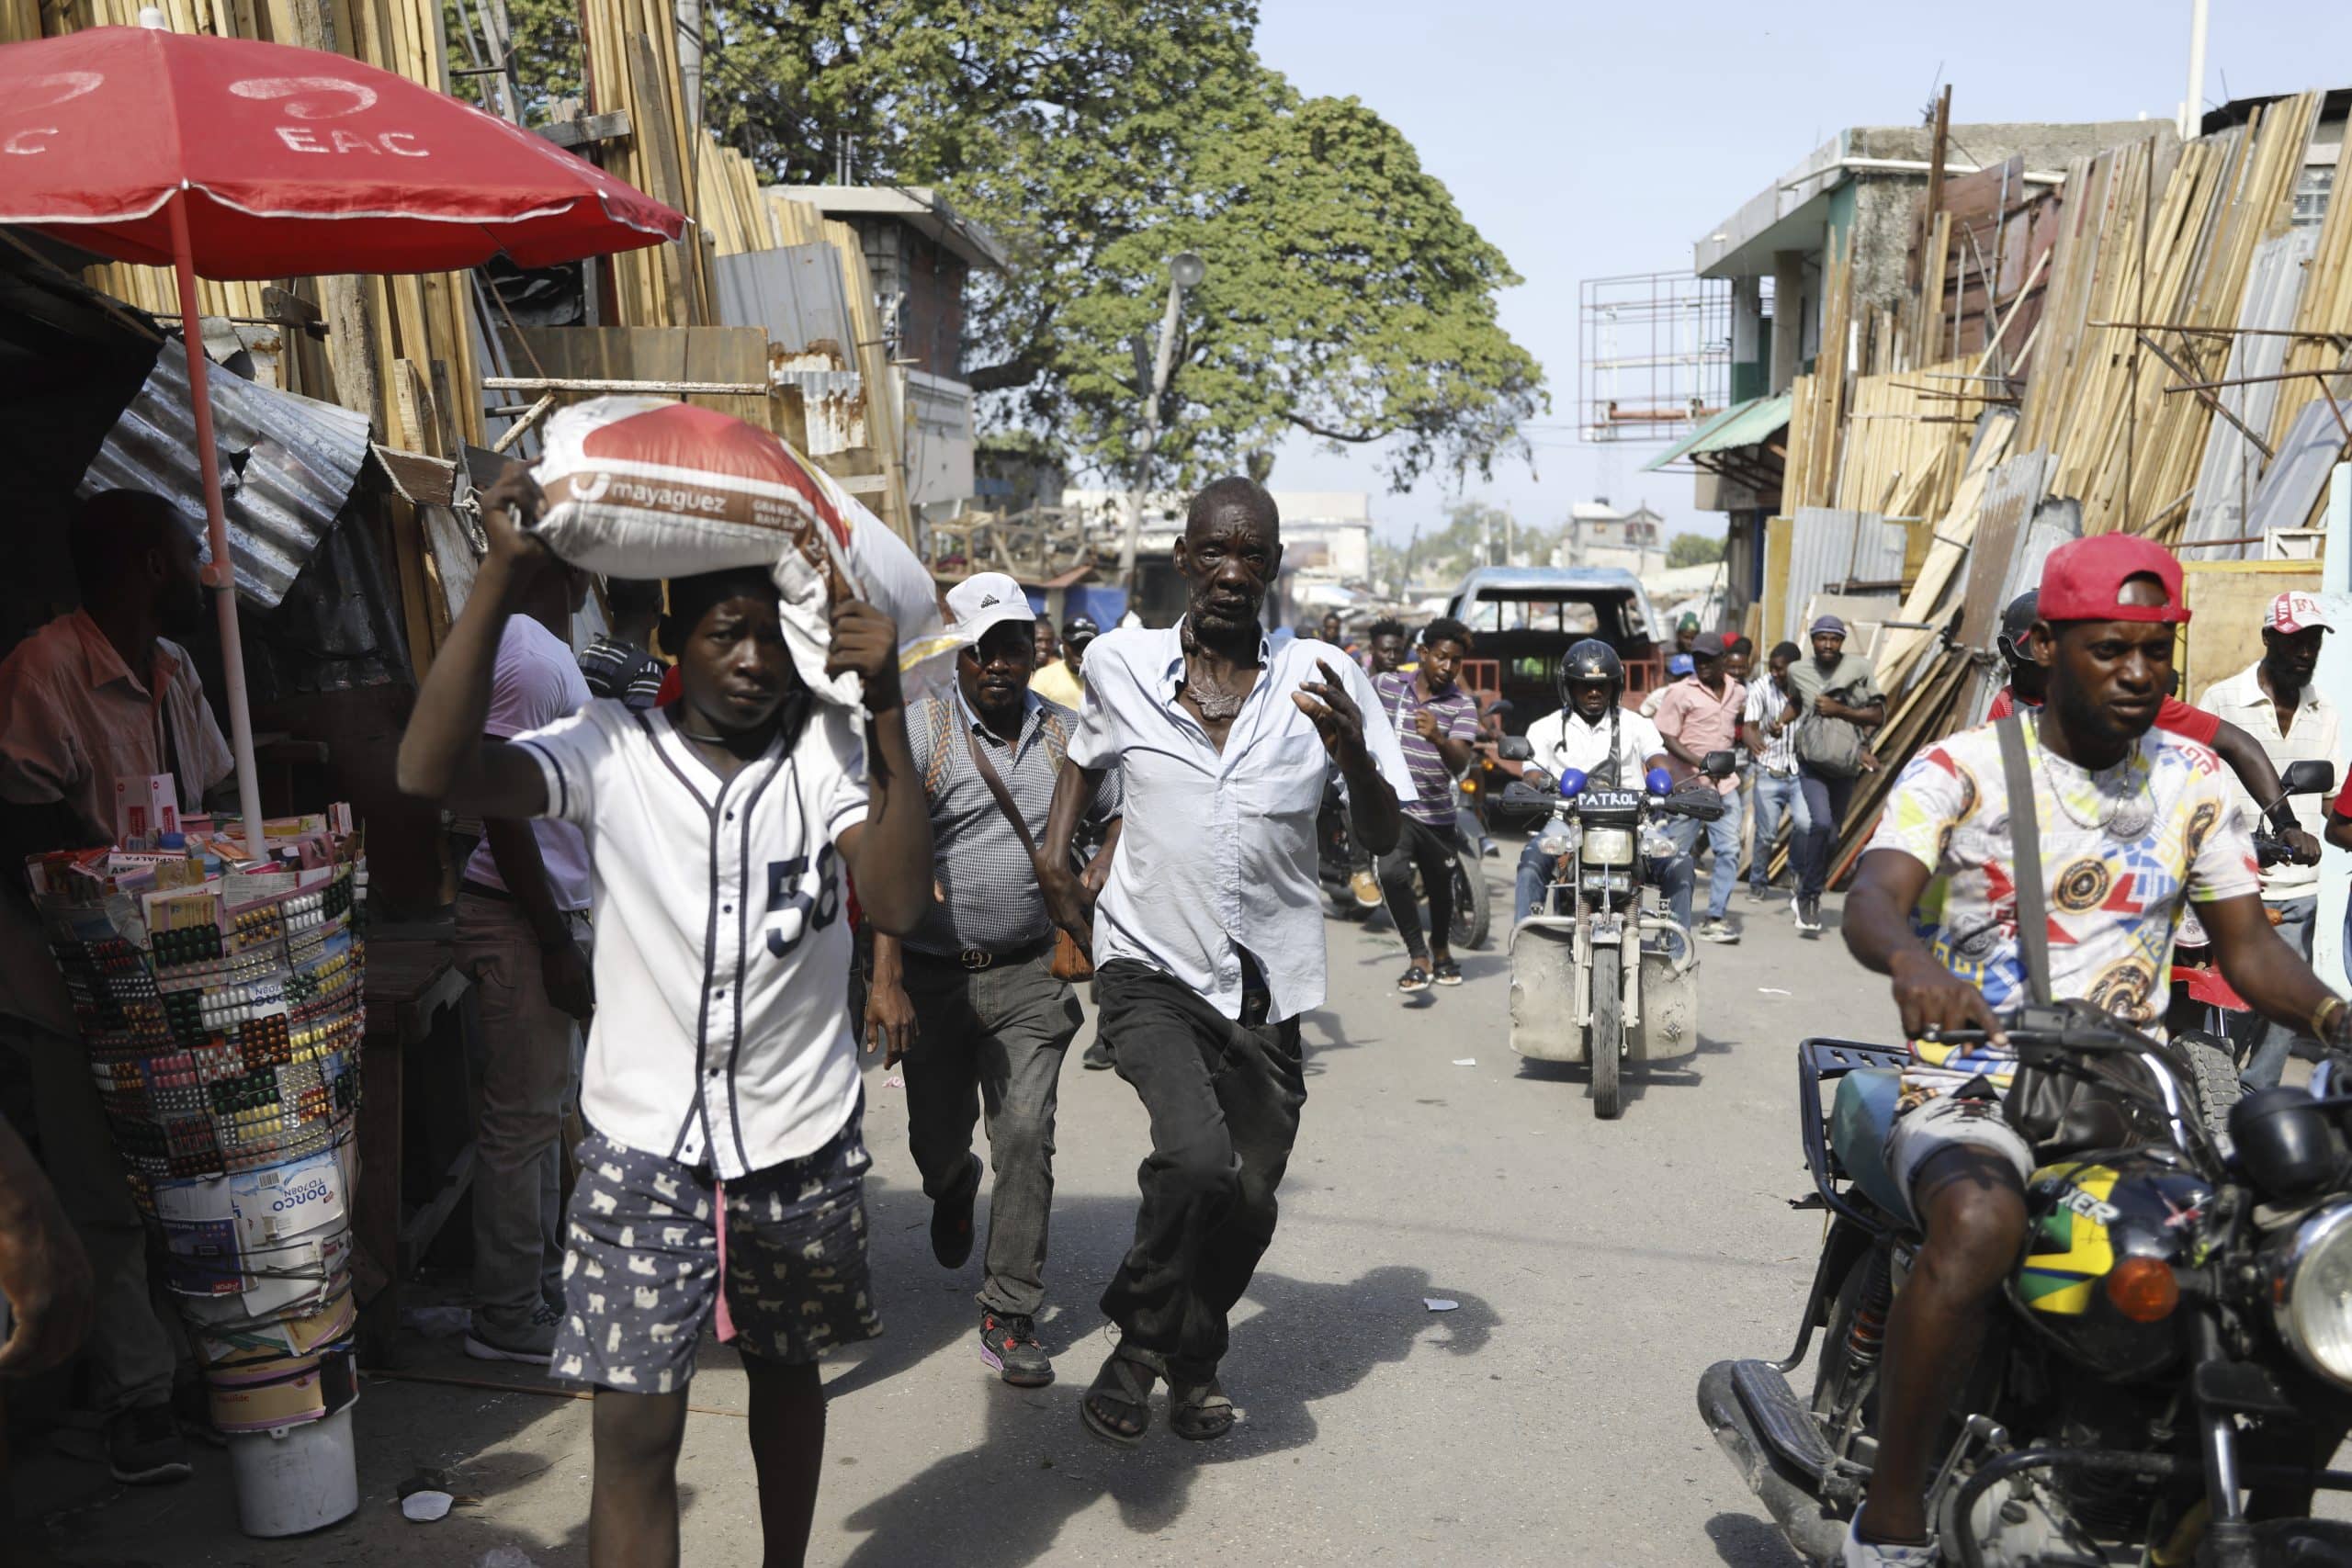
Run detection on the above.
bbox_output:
[2314,995,2348,1043]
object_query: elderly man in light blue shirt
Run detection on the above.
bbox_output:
[1038,477,1413,1450]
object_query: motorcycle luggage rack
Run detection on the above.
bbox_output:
[1798,1038,1910,1233]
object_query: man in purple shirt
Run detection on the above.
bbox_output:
[1372,618,1481,991]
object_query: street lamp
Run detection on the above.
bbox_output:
[1118,251,1207,599]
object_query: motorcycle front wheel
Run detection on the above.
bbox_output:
[1591,948,1623,1119]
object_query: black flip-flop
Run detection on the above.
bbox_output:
[1396,964,1431,995]
[1430,958,1464,987]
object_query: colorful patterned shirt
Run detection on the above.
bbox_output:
[1866,718,2260,1101]
[1373,670,1480,827]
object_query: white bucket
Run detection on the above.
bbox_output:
[226,1401,359,1538]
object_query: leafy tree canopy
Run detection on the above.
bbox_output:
[1666,531,1724,570]
[466,0,1544,491]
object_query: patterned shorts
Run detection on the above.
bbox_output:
[550,1106,882,1393]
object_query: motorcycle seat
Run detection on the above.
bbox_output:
[1828,1068,1912,1222]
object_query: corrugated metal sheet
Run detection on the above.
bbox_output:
[1781,508,1907,645]
[79,337,370,608]
[2182,230,2315,559]
[1952,450,2057,654]
[714,243,856,357]
[2247,390,2352,535]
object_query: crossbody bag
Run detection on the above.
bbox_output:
[963,731,1095,983]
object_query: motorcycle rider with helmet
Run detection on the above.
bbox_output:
[1511,637,1698,939]
[1835,536,2352,1567]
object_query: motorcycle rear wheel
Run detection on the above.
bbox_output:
[1591,950,1623,1119]
[1449,850,1491,951]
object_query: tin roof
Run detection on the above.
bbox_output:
[79,336,371,608]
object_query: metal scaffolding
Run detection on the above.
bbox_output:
[1577,271,1736,445]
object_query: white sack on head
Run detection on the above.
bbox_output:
[526,396,953,709]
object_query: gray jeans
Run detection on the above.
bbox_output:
[2237,896,2319,1090]
[458,893,589,1336]
[3,1016,176,1416]
[899,950,1082,1317]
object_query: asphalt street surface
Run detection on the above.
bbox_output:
[27,867,1905,1566]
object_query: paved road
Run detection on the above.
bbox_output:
[30,870,1906,1566]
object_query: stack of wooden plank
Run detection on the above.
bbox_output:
[580,0,710,329]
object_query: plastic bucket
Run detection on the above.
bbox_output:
[226,1400,359,1538]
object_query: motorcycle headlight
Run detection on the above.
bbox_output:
[1537,824,1578,858]
[2272,1200,2352,1388]
[1581,827,1635,866]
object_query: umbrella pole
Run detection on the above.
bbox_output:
[168,191,266,860]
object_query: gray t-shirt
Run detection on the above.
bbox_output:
[1783,652,1883,719]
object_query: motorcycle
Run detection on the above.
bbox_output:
[1316,776,1493,951]
[1700,1002,2352,1566]
[1492,741,1736,1119]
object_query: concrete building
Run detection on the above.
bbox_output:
[1650,115,2178,616]
[1553,498,1667,576]
[770,186,1009,519]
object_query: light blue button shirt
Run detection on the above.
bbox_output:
[1069,622,1415,1021]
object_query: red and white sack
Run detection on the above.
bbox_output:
[524,397,952,710]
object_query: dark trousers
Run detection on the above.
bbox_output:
[900,951,1083,1317]
[1377,814,1457,957]
[1794,764,1860,900]
[1094,960,1306,1372]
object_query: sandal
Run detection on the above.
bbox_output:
[1079,1347,1159,1448]
[1396,964,1431,995]
[1166,1370,1237,1441]
[1430,957,1463,987]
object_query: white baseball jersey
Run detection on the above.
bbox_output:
[511,694,869,1179]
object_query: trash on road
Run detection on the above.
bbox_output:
[401,1491,455,1523]
[1451,1057,1476,1066]
[1424,1298,1460,1313]
[400,1305,472,1337]
[1757,987,1792,996]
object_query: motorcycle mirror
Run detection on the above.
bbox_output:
[2278,759,2335,797]
[1645,767,1673,796]
[1496,736,1533,761]
[1702,749,1738,779]
[1556,767,1588,798]
[2231,1088,2340,1204]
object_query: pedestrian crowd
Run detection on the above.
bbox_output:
[0,469,2342,1568]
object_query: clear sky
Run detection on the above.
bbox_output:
[1248,0,2352,546]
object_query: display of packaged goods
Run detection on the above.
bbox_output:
[24,809,369,1446]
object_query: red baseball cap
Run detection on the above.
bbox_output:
[2037,535,2191,626]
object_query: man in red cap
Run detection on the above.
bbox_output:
[1834,535,2352,1566]
[2195,589,2340,1086]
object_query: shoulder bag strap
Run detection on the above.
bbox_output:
[1995,714,2052,1005]
[966,729,1042,863]
[920,696,956,803]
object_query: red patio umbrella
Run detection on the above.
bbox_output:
[0,22,685,850]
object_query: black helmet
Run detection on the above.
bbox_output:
[1557,637,1623,709]
[1997,590,2040,668]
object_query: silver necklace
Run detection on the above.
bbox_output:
[2036,736,2154,840]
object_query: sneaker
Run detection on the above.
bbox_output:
[1081,1036,1115,1071]
[1841,1518,1938,1566]
[465,1303,560,1365]
[932,1152,981,1269]
[107,1402,193,1485]
[978,1310,1054,1387]
[1350,870,1384,908]
[1797,896,1823,934]
[1695,919,1740,944]
[1747,882,1769,902]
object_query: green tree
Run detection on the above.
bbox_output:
[475,0,1544,490]
[1666,531,1724,570]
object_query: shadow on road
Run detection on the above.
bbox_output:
[835,1260,1498,1567]
[1704,1509,1804,1566]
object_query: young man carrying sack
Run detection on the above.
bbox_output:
[865,572,1123,1387]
